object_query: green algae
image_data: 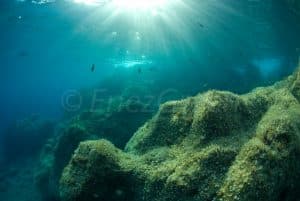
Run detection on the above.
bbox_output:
[36,93,154,200]
[60,140,136,201]
[59,67,300,201]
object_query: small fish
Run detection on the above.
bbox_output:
[138,67,142,74]
[197,22,205,28]
[91,64,95,72]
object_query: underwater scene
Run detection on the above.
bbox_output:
[1,0,300,201]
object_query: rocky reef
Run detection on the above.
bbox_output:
[35,88,157,201]
[59,67,300,201]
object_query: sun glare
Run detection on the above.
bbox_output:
[73,0,103,6]
[70,0,211,64]
[73,0,167,9]
[112,0,166,10]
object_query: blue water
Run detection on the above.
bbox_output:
[0,1,300,200]
[1,0,299,125]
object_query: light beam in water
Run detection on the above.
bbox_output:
[73,0,104,6]
[73,0,167,9]
[112,0,167,10]
[69,0,235,67]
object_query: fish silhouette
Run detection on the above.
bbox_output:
[198,22,205,28]
[91,64,95,72]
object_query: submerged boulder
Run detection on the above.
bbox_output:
[60,140,137,201]
[60,67,300,201]
[36,96,154,201]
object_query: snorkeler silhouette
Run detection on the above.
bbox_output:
[91,64,95,72]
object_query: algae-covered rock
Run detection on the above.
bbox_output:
[125,90,251,154]
[34,123,90,201]
[36,95,154,200]
[290,67,300,101]
[53,124,90,175]
[60,140,137,201]
[217,101,300,201]
[59,67,300,201]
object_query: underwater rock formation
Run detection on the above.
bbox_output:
[60,140,137,201]
[36,96,154,201]
[59,67,300,201]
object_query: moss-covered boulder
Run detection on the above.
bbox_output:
[36,96,154,201]
[217,101,300,201]
[290,68,300,101]
[60,140,137,201]
[59,67,300,201]
[34,123,91,201]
